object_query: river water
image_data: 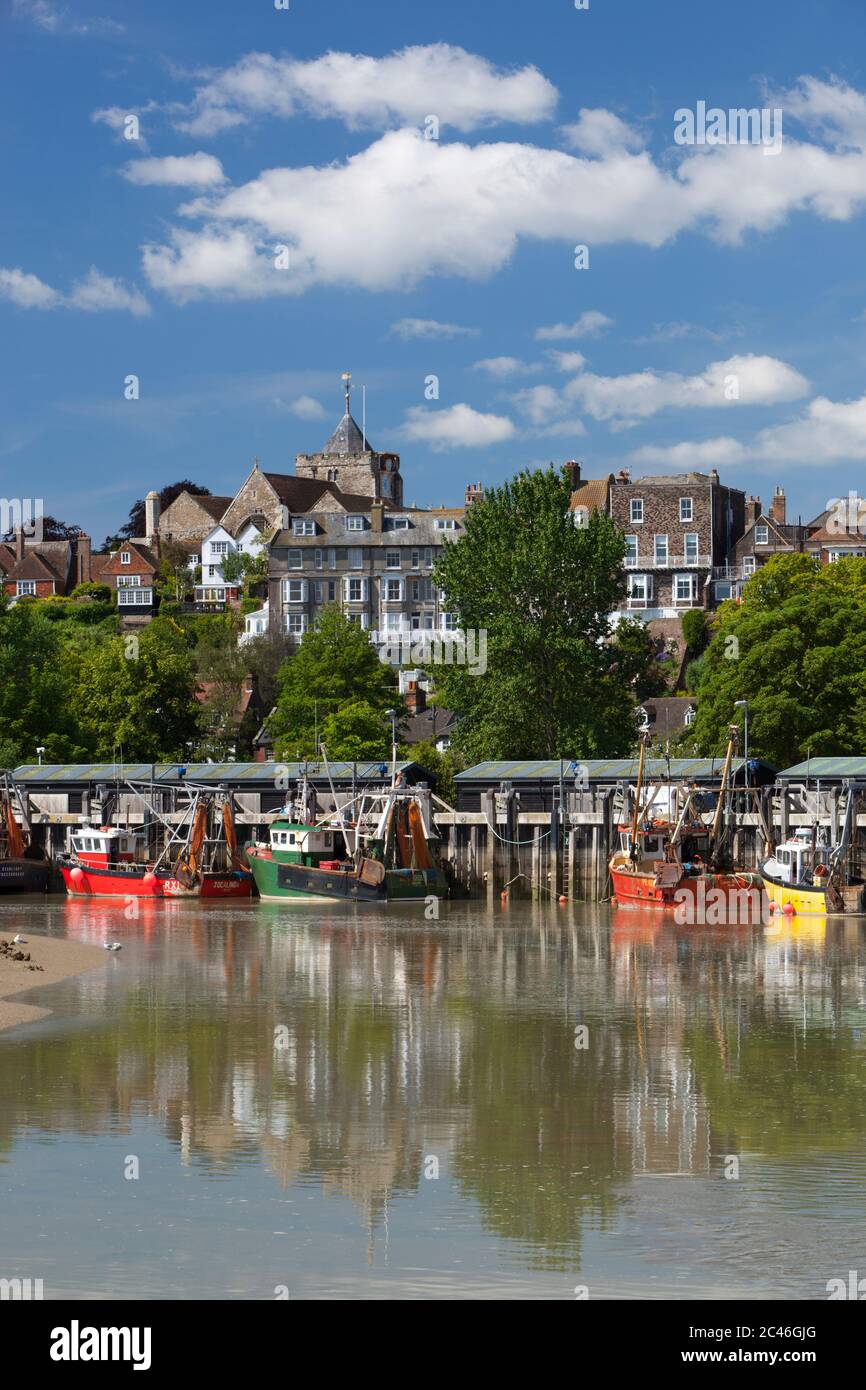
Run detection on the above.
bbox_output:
[1,896,865,1300]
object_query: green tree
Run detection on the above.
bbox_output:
[320,699,389,760]
[400,738,464,805]
[609,618,669,701]
[269,609,396,758]
[0,599,85,764]
[71,621,200,759]
[688,553,866,766]
[432,467,634,760]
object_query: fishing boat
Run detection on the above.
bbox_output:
[761,791,865,916]
[247,771,448,903]
[609,730,762,918]
[0,770,50,893]
[58,783,251,899]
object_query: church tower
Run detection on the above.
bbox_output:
[295,372,403,505]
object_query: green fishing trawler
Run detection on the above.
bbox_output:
[246,774,448,903]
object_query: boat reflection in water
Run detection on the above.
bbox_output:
[2,894,866,1298]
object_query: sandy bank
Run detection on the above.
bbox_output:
[0,934,107,1032]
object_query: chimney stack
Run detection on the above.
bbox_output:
[404,679,427,716]
[564,460,582,490]
[745,495,762,529]
[770,484,786,525]
[709,468,720,485]
[370,499,383,533]
[145,490,160,543]
[15,528,24,563]
[464,481,484,507]
[77,533,92,585]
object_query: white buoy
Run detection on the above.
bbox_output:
[103,942,122,951]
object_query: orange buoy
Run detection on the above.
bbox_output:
[558,895,567,905]
[783,901,795,916]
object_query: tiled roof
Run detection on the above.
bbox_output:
[6,550,64,582]
[321,409,371,456]
[569,477,611,513]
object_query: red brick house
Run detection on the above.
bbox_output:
[98,541,159,620]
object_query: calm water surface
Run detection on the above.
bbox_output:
[1,896,865,1300]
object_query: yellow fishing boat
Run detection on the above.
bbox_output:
[761,828,851,916]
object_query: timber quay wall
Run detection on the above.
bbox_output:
[11,759,866,902]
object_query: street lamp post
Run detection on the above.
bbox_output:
[386,708,397,784]
[734,700,749,791]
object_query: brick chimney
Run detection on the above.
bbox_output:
[405,678,427,716]
[465,481,484,507]
[745,495,762,529]
[770,484,786,525]
[77,533,92,585]
[370,500,383,533]
[616,468,631,484]
[564,461,582,489]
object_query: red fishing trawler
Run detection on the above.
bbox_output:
[59,788,251,899]
[608,729,762,919]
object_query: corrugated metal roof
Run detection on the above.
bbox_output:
[778,757,866,779]
[13,761,415,784]
[455,758,748,782]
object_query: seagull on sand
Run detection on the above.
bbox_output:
[12,934,26,944]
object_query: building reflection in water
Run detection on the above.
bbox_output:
[1,897,866,1274]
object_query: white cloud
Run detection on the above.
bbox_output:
[67,269,150,316]
[13,0,124,35]
[565,354,808,424]
[628,438,748,468]
[400,403,515,451]
[138,77,866,303]
[472,356,542,378]
[122,153,226,188]
[390,317,478,340]
[535,311,614,341]
[287,395,326,421]
[560,109,644,157]
[0,267,61,309]
[177,45,558,137]
[546,350,587,372]
[0,265,149,316]
[627,391,866,469]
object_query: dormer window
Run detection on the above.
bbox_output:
[345,515,366,531]
[434,518,457,530]
[755,524,769,545]
[293,520,315,536]
[120,551,131,564]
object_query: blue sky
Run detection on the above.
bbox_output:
[3,0,866,542]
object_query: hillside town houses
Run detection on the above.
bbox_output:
[3,375,865,657]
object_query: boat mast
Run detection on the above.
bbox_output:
[629,731,649,861]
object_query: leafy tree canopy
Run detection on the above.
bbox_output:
[432,467,639,760]
[270,608,396,759]
[688,553,866,767]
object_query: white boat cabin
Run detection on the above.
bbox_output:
[71,826,148,868]
[765,830,830,886]
[269,824,336,855]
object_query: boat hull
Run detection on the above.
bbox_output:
[248,851,447,903]
[611,863,764,919]
[0,856,50,894]
[59,861,252,899]
[761,875,830,916]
